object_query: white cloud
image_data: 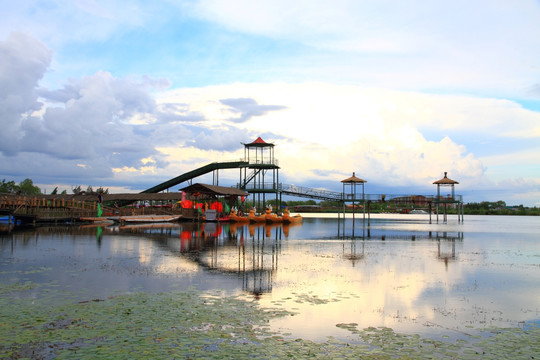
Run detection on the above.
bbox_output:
[158,83,492,185]
[0,32,52,153]
[185,0,540,96]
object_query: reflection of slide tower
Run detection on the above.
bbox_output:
[239,137,280,211]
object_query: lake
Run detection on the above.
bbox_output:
[1,213,539,356]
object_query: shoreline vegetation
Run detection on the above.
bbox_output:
[273,200,540,216]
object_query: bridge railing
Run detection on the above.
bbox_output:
[280,184,343,201]
[246,158,279,167]
[240,182,279,190]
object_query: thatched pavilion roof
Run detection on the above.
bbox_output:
[341,172,367,183]
[433,172,459,185]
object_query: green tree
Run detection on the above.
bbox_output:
[0,179,17,193]
[96,187,109,194]
[17,178,42,195]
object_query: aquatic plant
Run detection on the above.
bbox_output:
[1,282,538,359]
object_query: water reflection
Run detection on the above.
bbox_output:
[93,221,465,299]
[1,216,538,342]
[177,222,282,297]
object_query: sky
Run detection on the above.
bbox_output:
[1,0,540,206]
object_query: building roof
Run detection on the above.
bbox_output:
[341,172,367,183]
[242,136,275,147]
[180,183,249,196]
[433,172,459,185]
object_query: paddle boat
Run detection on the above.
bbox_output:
[282,208,302,224]
[230,209,250,223]
[248,209,266,223]
[265,207,283,223]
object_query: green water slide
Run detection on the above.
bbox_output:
[141,161,249,193]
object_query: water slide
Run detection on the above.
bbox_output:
[142,161,249,193]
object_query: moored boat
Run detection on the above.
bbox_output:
[265,208,283,223]
[80,217,115,224]
[248,209,266,223]
[282,208,302,224]
[230,209,250,223]
[117,215,182,223]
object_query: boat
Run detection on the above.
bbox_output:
[230,209,250,223]
[265,208,283,223]
[248,209,266,223]
[80,217,115,224]
[116,215,182,223]
[282,208,302,224]
[410,209,428,214]
[119,222,181,230]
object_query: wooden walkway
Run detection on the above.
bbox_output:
[0,194,185,226]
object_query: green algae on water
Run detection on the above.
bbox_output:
[1,288,539,359]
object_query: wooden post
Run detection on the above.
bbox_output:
[367,200,371,227]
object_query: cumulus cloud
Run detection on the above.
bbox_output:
[19,71,161,162]
[0,33,292,190]
[0,33,222,187]
[0,32,52,154]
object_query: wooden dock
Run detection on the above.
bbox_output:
[0,193,185,227]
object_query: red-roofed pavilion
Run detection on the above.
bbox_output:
[240,137,280,213]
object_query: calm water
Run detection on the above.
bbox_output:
[1,214,539,342]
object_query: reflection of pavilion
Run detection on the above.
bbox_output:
[342,240,365,266]
[179,222,283,298]
[429,231,463,270]
[338,230,463,269]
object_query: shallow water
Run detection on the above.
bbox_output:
[1,214,539,343]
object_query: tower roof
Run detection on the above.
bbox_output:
[243,136,275,147]
[433,172,459,185]
[341,172,367,183]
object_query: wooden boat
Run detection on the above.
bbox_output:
[117,215,182,223]
[80,217,115,224]
[119,223,181,230]
[230,209,250,223]
[248,209,266,223]
[282,208,302,224]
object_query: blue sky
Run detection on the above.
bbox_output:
[1,0,540,206]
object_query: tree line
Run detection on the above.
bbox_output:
[0,179,108,196]
[268,199,539,215]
